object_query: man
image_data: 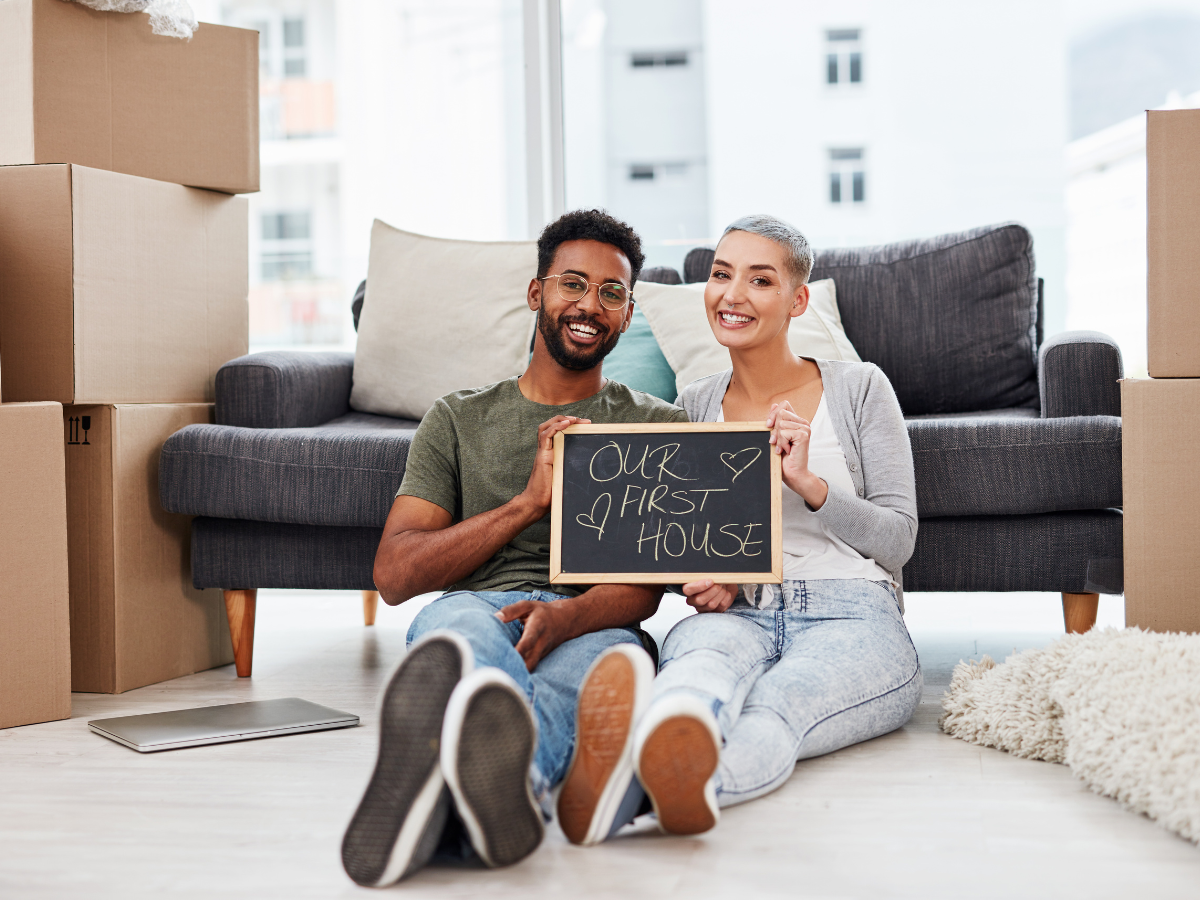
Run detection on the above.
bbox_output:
[341,210,687,887]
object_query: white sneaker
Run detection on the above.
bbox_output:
[633,693,721,835]
[557,644,656,845]
[341,630,473,887]
[440,667,544,867]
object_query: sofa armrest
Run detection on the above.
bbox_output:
[1038,331,1123,418]
[216,351,354,428]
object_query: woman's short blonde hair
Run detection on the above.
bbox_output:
[722,214,814,286]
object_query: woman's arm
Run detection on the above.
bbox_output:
[812,368,917,573]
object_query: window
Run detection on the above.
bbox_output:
[631,51,689,68]
[828,148,865,204]
[627,162,692,181]
[282,18,306,78]
[261,211,313,280]
[825,29,862,85]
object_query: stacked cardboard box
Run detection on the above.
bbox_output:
[0,0,257,706]
[1122,109,1200,634]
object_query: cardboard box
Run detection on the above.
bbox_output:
[65,403,232,693]
[1,402,71,728]
[1147,109,1200,377]
[0,0,258,194]
[1121,378,1200,633]
[0,164,248,405]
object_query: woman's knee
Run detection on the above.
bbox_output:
[795,663,923,761]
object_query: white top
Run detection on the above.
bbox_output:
[719,395,893,600]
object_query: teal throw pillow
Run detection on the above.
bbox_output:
[602,306,677,403]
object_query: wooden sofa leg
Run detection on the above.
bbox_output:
[224,589,257,677]
[362,590,379,626]
[1062,592,1099,634]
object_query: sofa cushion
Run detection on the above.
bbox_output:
[814,223,1039,415]
[908,413,1122,517]
[160,412,418,528]
[600,306,678,403]
[350,220,537,420]
[686,224,1040,415]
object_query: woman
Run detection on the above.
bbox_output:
[632,214,922,835]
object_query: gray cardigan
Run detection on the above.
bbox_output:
[678,359,918,598]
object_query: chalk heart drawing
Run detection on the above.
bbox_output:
[721,447,762,483]
[576,492,612,539]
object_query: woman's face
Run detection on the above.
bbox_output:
[703,230,808,352]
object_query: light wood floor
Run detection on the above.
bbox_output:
[1,591,1197,900]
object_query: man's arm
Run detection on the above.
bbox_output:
[373,415,585,606]
[372,494,543,605]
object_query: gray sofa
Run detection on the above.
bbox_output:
[160,222,1124,676]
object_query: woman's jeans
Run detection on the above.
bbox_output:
[407,589,642,802]
[654,578,922,807]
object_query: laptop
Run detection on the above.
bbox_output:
[89,697,360,752]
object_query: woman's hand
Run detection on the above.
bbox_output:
[767,401,829,510]
[682,579,737,613]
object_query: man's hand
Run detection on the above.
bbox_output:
[516,415,591,516]
[682,579,738,613]
[496,599,575,671]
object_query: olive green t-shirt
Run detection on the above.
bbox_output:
[397,376,689,597]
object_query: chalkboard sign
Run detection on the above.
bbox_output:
[550,424,782,585]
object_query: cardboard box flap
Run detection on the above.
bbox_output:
[71,166,248,404]
[0,402,71,729]
[0,0,258,193]
[0,164,76,403]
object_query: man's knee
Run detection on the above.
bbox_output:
[407,591,511,646]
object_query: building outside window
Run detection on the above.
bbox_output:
[826,28,862,84]
[283,17,306,76]
[631,50,689,68]
[829,148,865,204]
[260,211,314,280]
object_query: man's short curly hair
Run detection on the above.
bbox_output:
[536,209,645,286]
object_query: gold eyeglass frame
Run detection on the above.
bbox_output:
[539,273,633,311]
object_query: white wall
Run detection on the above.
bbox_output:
[703,0,1069,333]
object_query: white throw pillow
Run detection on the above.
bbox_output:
[350,220,538,419]
[635,278,861,395]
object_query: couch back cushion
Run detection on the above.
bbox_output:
[686,224,1040,415]
[350,220,537,420]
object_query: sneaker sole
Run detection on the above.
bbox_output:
[444,678,544,868]
[557,649,644,845]
[341,635,469,886]
[638,715,720,836]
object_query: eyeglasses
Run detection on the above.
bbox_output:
[540,273,632,311]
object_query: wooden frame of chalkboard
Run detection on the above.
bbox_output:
[549,423,783,585]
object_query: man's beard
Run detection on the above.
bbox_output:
[537,305,622,371]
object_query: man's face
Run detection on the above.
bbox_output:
[531,239,634,371]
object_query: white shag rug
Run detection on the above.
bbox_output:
[940,627,1200,844]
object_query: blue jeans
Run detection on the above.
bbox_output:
[407,590,642,803]
[653,579,922,807]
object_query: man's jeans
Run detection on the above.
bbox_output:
[653,578,922,807]
[407,589,642,803]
